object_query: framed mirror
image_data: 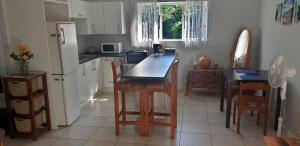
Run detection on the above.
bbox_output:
[230,27,252,69]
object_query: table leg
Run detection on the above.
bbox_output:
[139,88,149,137]
[226,81,232,128]
[274,87,281,131]
[220,74,225,112]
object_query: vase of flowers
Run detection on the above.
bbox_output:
[10,45,34,74]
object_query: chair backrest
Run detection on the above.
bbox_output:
[171,60,179,90]
[238,82,271,103]
[111,58,124,85]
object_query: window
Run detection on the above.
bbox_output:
[132,1,209,47]
[160,3,184,40]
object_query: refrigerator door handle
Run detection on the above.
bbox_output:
[60,28,66,45]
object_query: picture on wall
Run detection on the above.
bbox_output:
[282,0,295,24]
[275,3,283,23]
[295,0,300,22]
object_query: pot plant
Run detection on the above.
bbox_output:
[10,45,34,74]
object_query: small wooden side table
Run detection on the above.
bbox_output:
[185,65,222,96]
[2,72,51,140]
[263,136,300,146]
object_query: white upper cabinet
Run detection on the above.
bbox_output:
[68,0,87,18]
[103,2,124,34]
[88,2,105,34]
[88,2,126,34]
[44,0,67,4]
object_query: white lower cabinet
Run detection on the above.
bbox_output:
[78,58,103,104]
[103,57,117,92]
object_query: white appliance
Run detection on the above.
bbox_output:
[47,22,80,126]
[101,42,123,53]
[268,53,296,136]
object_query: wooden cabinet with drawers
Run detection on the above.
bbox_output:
[2,72,51,140]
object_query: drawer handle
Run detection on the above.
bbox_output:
[15,100,23,103]
[16,118,24,121]
[11,81,20,84]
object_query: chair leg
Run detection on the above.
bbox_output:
[174,89,178,128]
[170,91,175,139]
[256,112,260,125]
[114,88,120,136]
[121,91,126,125]
[263,111,269,136]
[237,109,241,134]
[250,110,254,116]
[233,102,236,124]
[150,92,154,122]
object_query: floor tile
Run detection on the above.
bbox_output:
[118,129,149,144]
[183,104,206,112]
[41,127,70,138]
[182,111,208,122]
[51,139,85,146]
[83,140,115,146]
[209,123,237,135]
[211,134,244,146]
[182,121,210,134]
[61,126,97,140]
[180,132,212,146]
[115,142,147,146]
[242,136,265,146]
[88,127,119,142]
[148,131,180,146]
[208,112,226,124]
[73,115,107,127]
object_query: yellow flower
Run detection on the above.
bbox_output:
[22,55,29,61]
[16,44,29,52]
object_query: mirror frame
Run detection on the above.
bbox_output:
[230,27,252,69]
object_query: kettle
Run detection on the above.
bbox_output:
[153,44,162,54]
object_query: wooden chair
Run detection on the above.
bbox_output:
[146,60,179,139]
[0,128,4,146]
[111,58,144,135]
[233,82,271,135]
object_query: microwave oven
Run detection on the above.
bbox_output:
[101,43,123,54]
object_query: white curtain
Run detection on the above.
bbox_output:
[131,0,159,48]
[184,0,209,48]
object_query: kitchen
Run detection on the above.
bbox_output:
[2,0,299,145]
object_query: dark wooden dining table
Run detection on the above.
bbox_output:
[122,54,176,136]
[220,69,281,129]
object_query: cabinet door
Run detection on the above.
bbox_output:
[71,0,87,18]
[103,2,122,34]
[95,58,103,92]
[88,2,105,34]
[78,63,88,103]
[103,57,114,89]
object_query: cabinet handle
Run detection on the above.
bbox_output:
[78,14,83,17]
[92,24,95,34]
[118,24,120,33]
[60,28,66,45]
[83,64,86,75]
[54,78,60,81]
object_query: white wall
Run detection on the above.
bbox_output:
[78,0,262,89]
[260,0,300,137]
[3,0,57,128]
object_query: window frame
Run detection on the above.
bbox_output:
[158,1,186,42]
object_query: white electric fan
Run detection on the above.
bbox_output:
[268,53,296,136]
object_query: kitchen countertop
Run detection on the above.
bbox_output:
[79,53,125,64]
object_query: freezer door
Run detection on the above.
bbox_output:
[57,23,79,75]
[52,75,66,125]
[62,71,80,125]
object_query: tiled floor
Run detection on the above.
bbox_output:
[3,90,276,146]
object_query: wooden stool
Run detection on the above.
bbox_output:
[233,82,271,135]
[111,58,145,136]
[146,60,179,139]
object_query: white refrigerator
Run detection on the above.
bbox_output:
[47,22,80,126]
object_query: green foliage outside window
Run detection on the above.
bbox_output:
[161,4,183,39]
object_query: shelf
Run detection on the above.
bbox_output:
[8,90,47,100]
[12,106,46,119]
